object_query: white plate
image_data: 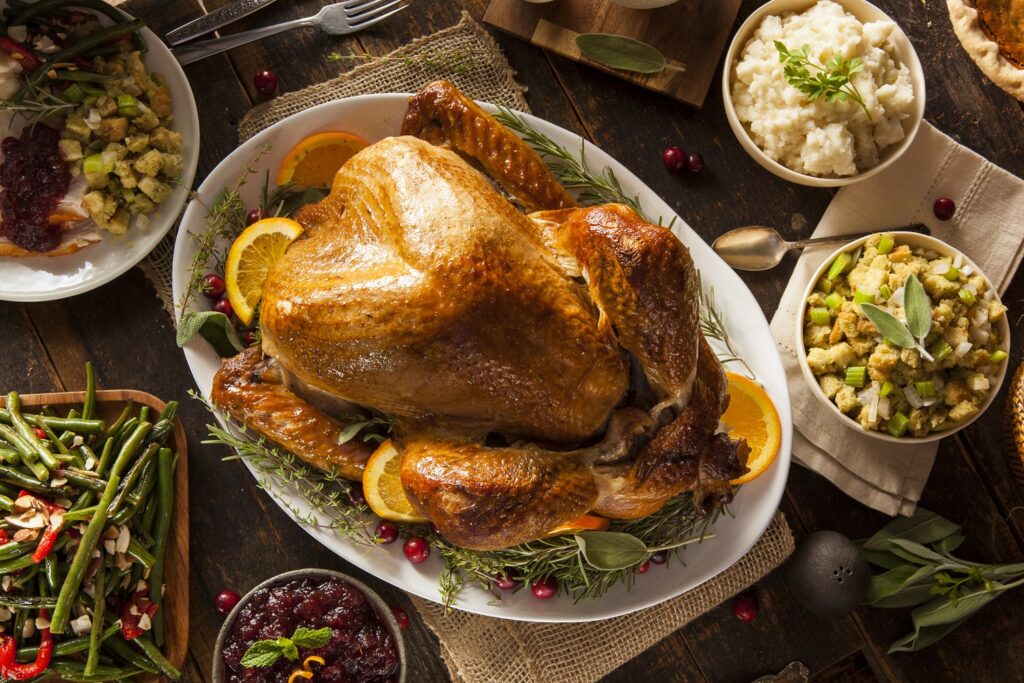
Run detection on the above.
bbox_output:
[0,6,199,302]
[172,94,793,622]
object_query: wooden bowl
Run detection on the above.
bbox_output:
[12,390,189,681]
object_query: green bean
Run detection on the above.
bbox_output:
[130,635,180,680]
[85,555,105,675]
[0,537,67,576]
[11,0,146,51]
[82,362,96,420]
[110,459,156,526]
[62,505,98,523]
[150,447,173,647]
[0,594,57,609]
[0,411,105,435]
[0,447,20,465]
[0,481,18,498]
[13,604,26,642]
[51,473,120,634]
[6,392,60,472]
[0,540,33,560]
[43,554,60,593]
[109,422,152,481]
[140,496,157,535]
[137,406,150,424]
[113,417,138,445]
[52,68,119,83]
[0,463,58,494]
[63,469,108,492]
[19,622,119,659]
[12,562,40,587]
[146,401,178,445]
[107,442,157,517]
[32,415,70,456]
[126,537,155,569]
[94,436,115,478]
[46,660,143,681]
[0,424,49,481]
[102,636,159,675]
[100,404,132,442]
[0,493,12,511]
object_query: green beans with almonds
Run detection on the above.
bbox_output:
[0,424,49,481]
[6,392,60,472]
[0,411,105,435]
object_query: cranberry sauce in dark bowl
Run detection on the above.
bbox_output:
[213,569,406,683]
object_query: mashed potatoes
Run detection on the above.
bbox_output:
[732,0,915,177]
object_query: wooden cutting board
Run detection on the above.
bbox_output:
[483,0,742,107]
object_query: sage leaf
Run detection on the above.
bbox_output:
[576,531,649,570]
[337,421,371,445]
[872,582,939,609]
[176,311,243,358]
[888,619,968,653]
[887,539,950,565]
[903,274,932,340]
[867,564,944,608]
[889,585,1005,652]
[864,508,961,551]
[982,563,1024,579]
[278,187,328,217]
[866,564,920,603]
[575,34,668,74]
[861,548,907,570]
[859,303,916,348]
[932,531,965,555]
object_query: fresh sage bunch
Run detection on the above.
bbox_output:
[860,508,1024,652]
[575,34,684,75]
[860,274,936,361]
[241,626,334,668]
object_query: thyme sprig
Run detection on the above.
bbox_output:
[775,41,872,121]
[492,107,646,217]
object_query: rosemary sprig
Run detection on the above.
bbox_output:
[774,41,872,121]
[492,107,646,218]
[176,146,269,318]
[698,271,754,378]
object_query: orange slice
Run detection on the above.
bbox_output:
[225,217,304,326]
[544,514,610,537]
[362,439,427,524]
[275,131,369,188]
[721,372,782,485]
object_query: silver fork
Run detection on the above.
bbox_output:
[172,0,408,66]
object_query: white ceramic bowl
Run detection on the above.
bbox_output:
[795,232,1011,443]
[722,0,925,187]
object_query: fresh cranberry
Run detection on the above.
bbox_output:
[32,427,47,440]
[493,571,520,591]
[403,537,430,564]
[662,146,686,173]
[212,298,234,318]
[933,197,956,221]
[686,152,705,174]
[246,208,264,225]
[375,522,399,545]
[202,273,226,299]
[650,551,668,565]
[391,606,409,630]
[242,330,259,347]
[732,593,758,622]
[215,590,241,616]
[348,486,366,506]
[636,561,650,575]
[530,576,558,599]
[253,69,278,95]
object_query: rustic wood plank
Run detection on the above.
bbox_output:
[0,305,65,393]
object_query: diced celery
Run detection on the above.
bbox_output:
[887,412,910,437]
[64,83,85,104]
[915,381,936,398]
[854,289,875,305]
[117,94,141,117]
[879,284,892,301]
[809,307,831,326]
[825,292,843,310]
[880,381,894,397]
[991,350,1008,363]
[845,366,866,388]
[943,266,961,281]
[929,340,952,362]
[958,288,976,305]
[82,153,109,175]
[877,235,895,255]
[818,278,833,294]
[827,252,852,280]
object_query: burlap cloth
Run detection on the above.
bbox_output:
[143,12,795,681]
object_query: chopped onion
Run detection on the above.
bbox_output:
[961,265,974,277]
[922,396,937,407]
[971,327,990,345]
[904,383,924,409]
[878,396,892,420]
[933,260,951,275]
[983,289,995,302]
[971,307,989,328]
[85,109,101,131]
[891,286,906,308]
[7,25,27,42]
[954,341,973,358]
[953,253,964,269]
[964,282,978,294]
[968,374,990,392]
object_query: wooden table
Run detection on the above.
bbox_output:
[2,0,1022,680]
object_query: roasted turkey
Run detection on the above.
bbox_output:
[212,81,748,550]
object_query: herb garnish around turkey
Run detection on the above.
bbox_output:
[775,41,872,121]
[860,508,1024,652]
[859,274,934,361]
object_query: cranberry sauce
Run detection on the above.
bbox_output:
[0,124,71,252]
[221,576,400,683]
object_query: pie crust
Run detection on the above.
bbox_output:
[948,0,1024,100]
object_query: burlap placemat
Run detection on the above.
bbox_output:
[146,11,796,681]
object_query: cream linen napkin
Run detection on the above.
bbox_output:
[770,121,1024,516]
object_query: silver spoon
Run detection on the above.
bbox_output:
[712,223,929,271]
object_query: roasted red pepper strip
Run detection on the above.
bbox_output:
[31,522,61,563]
[0,609,52,680]
[0,529,9,546]
[0,37,41,72]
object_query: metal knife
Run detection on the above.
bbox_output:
[164,0,282,46]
